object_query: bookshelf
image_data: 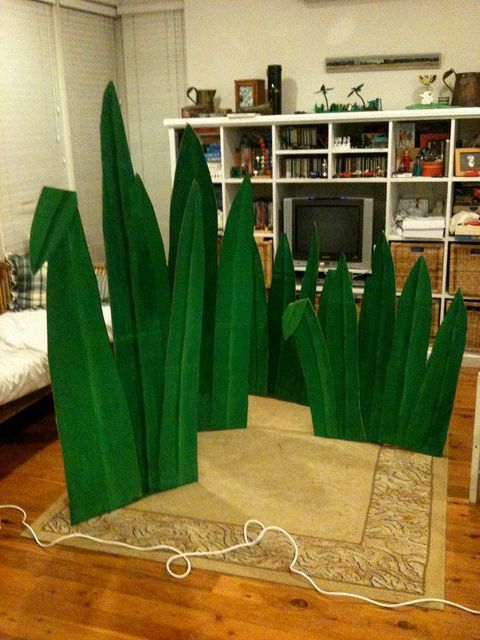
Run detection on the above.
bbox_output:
[165,107,480,362]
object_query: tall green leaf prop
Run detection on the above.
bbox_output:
[100,81,148,491]
[405,291,467,456]
[30,187,142,525]
[267,234,296,395]
[358,234,396,441]
[283,298,338,437]
[159,182,205,489]
[210,177,255,429]
[127,175,171,492]
[274,227,319,404]
[379,257,432,446]
[249,238,268,395]
[317,269,336,334]
[168,125,218,428]
[325,257,365,441]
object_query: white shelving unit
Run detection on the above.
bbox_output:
[165,107,480,362]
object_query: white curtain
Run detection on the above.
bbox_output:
[0,0,68,255]
[122,8,186,250]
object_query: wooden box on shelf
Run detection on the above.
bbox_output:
[390,241,444,294]
[447,299,480,353]
[448,243,480,297]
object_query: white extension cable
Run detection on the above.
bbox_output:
[0,503,479,615]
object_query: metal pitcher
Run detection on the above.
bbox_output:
[443,69,480,107]
[186,86,216,113]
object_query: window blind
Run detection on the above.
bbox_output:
[121,9,186,247]
[0,0,69,255]
[60,6,117,261]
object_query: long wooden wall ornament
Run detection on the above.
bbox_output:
[30,187,142,525]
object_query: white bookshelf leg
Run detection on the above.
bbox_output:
[469,372,480,503]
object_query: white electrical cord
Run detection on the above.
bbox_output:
[1,503,479,615]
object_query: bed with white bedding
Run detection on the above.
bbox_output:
[0,257,110,422]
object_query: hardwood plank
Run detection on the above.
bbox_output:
[0,368,478,639]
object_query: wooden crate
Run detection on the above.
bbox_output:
[390,241,444,294]
[448,243,480,297]
[447,299,480,353]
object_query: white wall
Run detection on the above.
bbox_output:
[184,0,480,113]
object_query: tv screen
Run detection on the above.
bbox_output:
[283,197,374,272]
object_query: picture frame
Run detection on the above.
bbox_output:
[234,79,265,112]
[455,148,480,177]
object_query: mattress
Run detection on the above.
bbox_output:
[0,306,113,406]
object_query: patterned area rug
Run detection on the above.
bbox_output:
[32,397,447,605]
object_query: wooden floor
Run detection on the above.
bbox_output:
[0,369,479,640]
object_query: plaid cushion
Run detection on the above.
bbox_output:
[6,253,48,311]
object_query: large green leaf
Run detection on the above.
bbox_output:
[283,299,338,437]
[210,177,255,429]
[405,291,467,456]
[169,124,218,428]
[267,234,296,395]
[249,238,268,395]
[325,257,365,441]
[358,234,396,441]
[126,175,171,493]
[317,269,336,335]
[158,182,205,490]
[379,257,432,446]
[30,187,142,525]
[275,228,320,404]
[100,81,148,491]
[299,225,319,306]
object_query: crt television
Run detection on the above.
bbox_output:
[283,196,374,273]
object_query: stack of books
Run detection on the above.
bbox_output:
[402,216,445,239]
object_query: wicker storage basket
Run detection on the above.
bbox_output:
[390,242,444,293]
[448,243,480,297]
[430,299,440,344]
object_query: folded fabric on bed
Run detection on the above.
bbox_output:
[0,342,50,405]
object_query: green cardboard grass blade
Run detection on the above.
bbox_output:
[299,224,319,306]
[358,234,396,441]
[159,181,205,490]
[267,234,296,395]
[406,291,467,456]
[379,257,432,446]
[168,124,218,428]
[283,299,338,437]
[100,81,148,491]
[275,227,319,404]
[249,238,268,395]
[126,175,171,493]
[210,177,255,429]
[317,269,336,335]
[325,256,365,441]
[30,187,142,525]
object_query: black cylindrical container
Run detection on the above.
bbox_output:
[267,65,282,114]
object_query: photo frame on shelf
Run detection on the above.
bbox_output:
[455,148,480,177]
[234,79,265,112]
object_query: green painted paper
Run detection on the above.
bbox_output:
[159,182,205,489]
[407,291,467,456]
[275,228,319,404]
[317,269,336,334]
[30,187,142,525]
[282,299,338,437]
[100,81,148,491]
[210,177,255,429]
[325,257,365,441]
[267,234,296,395]
[126,175,171,493]
[249,238,268,395]
[358,234,396,441]
[379,257,432,446]
[168,125,218,428]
